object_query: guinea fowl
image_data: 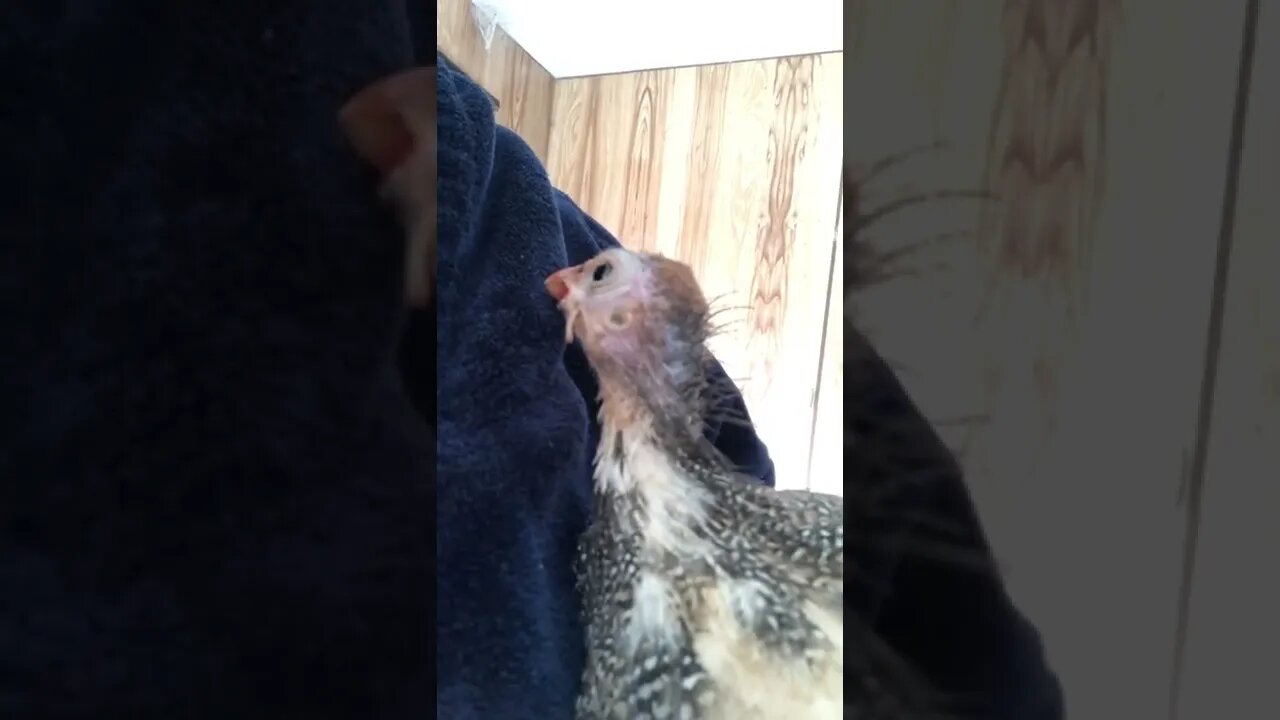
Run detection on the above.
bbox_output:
[545,248,845,720]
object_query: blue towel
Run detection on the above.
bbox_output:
[1,2,431,717]
[434,54,775,720]
[846,333,1064,719]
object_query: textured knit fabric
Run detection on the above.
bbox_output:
[1,2,430,718]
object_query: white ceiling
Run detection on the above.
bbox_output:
[472,0,843,79]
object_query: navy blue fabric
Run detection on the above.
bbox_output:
[847,333,1064,719]
[435,56,774,720]
[1,2,430,718]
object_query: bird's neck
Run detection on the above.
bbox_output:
[597,376,705,445]
[594,414,713,553]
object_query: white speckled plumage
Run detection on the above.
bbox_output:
[548,249,845,719]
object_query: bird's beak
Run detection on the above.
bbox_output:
[545,265,584,344]
[544,266,578,303]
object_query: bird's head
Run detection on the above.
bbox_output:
[546,248,712,432]
[338,65,437,308]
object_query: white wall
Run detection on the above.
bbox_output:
[472,0,843,78]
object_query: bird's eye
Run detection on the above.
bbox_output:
[592,262,612,283]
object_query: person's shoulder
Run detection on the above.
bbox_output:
[550,189,620,264]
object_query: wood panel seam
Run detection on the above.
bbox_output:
[1168,0,1263,714]
[805,184,845,490]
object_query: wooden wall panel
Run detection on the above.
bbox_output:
[1176,3,1278,717]
[545,55,844,493]
[809,195,843,496]
[845,1,1251,717]
[437,0,556,161]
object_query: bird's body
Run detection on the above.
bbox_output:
[545,249,844,719]
[575,432,844,720]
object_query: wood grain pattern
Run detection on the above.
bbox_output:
[845,1,1251,717]
[545,55,844,493]
[973,0,1119,447]
[437,0,556,160]
[1176,3,1277,717]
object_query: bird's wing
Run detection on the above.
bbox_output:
[747,488,844,594]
